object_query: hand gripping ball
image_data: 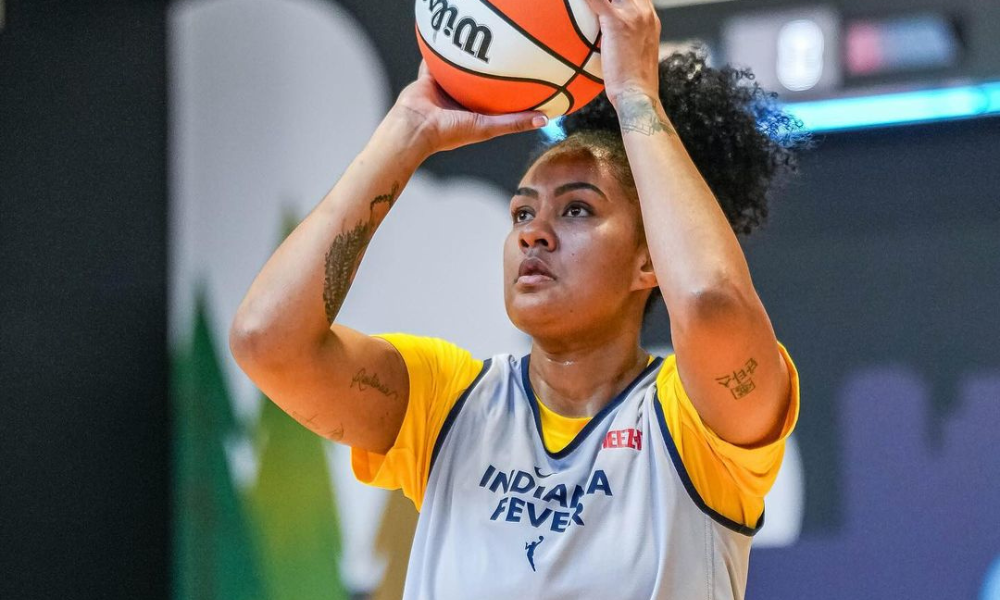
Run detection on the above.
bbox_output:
[415,0,604,117]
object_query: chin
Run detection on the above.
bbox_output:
[505,294,573,338]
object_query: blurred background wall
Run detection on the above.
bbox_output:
[2,0,998,599]
[1,1,170,599]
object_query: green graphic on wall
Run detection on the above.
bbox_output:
[172,290,266,600]
[172,214,347,599]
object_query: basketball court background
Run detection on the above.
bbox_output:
[1,0,998,599]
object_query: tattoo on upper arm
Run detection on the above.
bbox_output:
[323,182,400,323]
[351,367,400,401]
[715,358,759,399]
[618,94,676,137]
[291,409,322,432]
[291,410,346,441]
[324,424,345,442]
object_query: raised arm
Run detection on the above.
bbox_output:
[229,65,546,453]
[584,0,791,447]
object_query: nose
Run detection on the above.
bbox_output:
[518,213,556,252]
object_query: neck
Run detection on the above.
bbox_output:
[528,323,650,418]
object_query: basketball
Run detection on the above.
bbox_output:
[415,0,604,117]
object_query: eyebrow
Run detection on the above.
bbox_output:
[514,182,608,201]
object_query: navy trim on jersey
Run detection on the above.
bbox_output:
[429,358,494,475]
[652,395,764,537]
[520,355,664,459]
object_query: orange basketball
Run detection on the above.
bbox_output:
[415,0,604,117]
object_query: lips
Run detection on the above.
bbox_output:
[518,257,555,280]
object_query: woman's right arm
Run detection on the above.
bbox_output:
[229,66,546,455]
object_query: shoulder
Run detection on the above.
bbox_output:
[373,333,483,384]
[652,345,800,530]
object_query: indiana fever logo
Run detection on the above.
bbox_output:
[478,464,613,532]
[419,0,493,63]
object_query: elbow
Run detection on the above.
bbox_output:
[229,307,326,372]
[670,280,760,332]
[229,311,283,371]
[229,313,262,370]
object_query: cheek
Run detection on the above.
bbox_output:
[502,232,520,277]
[564,227,635,281]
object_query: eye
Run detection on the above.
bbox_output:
[512,207,534,223]
[563,203,592,218]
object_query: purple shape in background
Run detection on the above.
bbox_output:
[749,367,1000,599]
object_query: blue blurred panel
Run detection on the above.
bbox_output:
[785,82,1000,132]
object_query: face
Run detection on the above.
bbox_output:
[503,148,656,342]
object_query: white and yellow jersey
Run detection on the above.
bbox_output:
[352,334,800,599]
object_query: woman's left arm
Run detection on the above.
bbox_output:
[585,0,790,446]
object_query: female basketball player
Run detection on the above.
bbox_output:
[230,0,803,597]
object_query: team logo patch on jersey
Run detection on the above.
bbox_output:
[525,536,545,572]
[602,427,642,451]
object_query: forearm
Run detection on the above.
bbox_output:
[231,110,429,361]
[618,92,756,310]
[620,91,789,445]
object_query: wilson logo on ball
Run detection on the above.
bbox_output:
[416,0,605,116]
[421,0,494,63]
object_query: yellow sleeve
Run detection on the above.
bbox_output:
[350,333,483,511]
[657,343,800,529]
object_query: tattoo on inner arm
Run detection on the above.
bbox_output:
[291,410,345,441]
[324,424,345,442]
[291,409,321,432]
[715,357,759,399]
[323,182,400,323]
[350,367,400,401]
[618,94,676,137]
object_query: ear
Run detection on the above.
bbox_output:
[631,245,658,292]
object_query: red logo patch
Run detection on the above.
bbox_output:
[602,428,642,451]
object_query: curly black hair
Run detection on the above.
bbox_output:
[537,51,806,237]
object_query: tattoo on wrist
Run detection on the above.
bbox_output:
[323,182,400,323]
[350,367,400,400]
[617,94,675,137]
[715,358,759,399]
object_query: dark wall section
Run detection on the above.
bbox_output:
[0,1,169,599]
[746,117,1000,530]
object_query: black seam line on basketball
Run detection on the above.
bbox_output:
[475,0,603,85]
[528,89,564,112]
[575,42,604,87]
[561,0,601,52]
[531,71,579,113]
[528,87,575,113]
[558,72,585,112]
[418,26,562,93]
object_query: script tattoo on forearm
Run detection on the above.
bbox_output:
[618,93,676,137]
[715,357,759,399]
[323,182,400,323]
[350,367,400,401]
